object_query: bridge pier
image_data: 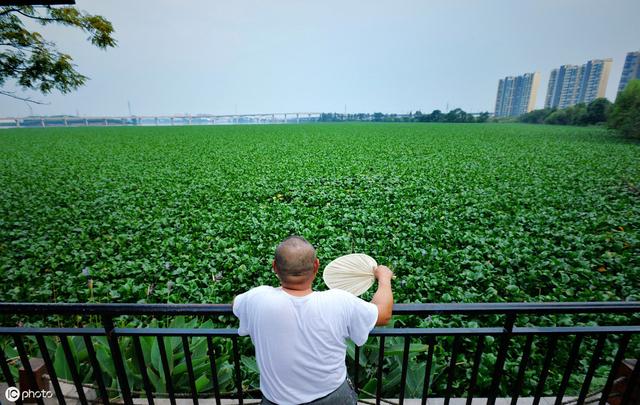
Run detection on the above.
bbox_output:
[41,118,45,128]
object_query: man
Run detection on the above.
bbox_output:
[233,236,394,405]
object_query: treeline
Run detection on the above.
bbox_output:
[519,79,640,137]
[318,80,640,137]
[518,98,612,126]
[319,108,491,123]
[414,109,491,123]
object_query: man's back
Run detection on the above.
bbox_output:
[233,286,378,405]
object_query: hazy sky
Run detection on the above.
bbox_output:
[2,0,639,117]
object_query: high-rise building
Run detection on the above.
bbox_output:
[494,72,540,117]
[617,51,640,94]
[545,58,612,109]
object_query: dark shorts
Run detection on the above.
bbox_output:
[261,378,357,405]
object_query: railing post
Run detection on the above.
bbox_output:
[599,334,631,405]
[182,336,199,405]
[232,336,244,405]
[577,335,607,405]
[103,316,133,405]
[510,334,534,405]
[468,335,487,405]
[206,337,222,405]
[59,335,88,405]
[533,336,559,405]
[376,335,385,405]
[132,336,155,405]
[13,336,44,405]
[421,337,436,405]
[0,345,21,405]
[83,335,110,405]
[554,335,584,405]
[34,336,66,405]
[445,335,461,405]
[157,336,176,405]
[487,314,516,405]
[399,336,411,405]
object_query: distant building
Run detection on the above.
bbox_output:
[545,58,612,109]
[617,51,640,94]
[494,72,540,117]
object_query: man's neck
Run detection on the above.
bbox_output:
[280,285,313,297]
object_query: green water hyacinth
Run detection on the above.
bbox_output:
[0,122,639,398]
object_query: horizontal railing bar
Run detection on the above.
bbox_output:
[116,327,239,336]
[370,327,504,336]
[0,303,234,315]
[0,327,105,335]
[1,325,639,337]
[1,301,639,316]
[513,326,640,334]
[392,301,640,314]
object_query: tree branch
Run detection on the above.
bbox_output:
[13,8,66,23]
[0,8,22,17]
[0,89,47,104]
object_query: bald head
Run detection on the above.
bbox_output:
[274,236,317,282]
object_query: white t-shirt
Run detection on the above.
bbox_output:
[232,286,378,405]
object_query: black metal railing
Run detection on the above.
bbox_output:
[1,302,639,405]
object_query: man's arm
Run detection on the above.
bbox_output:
[370,265,394,325]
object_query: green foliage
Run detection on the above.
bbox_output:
[519,108,555,124]
[520,98,613,127]
[585,98,613,125]
[609,79,640,138]
[319,109,490,123]
[0,123,638,305]
[0,123,639,397]
[0,5,116,102]
[346,332,432,399]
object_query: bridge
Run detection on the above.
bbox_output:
[0,113,323,129]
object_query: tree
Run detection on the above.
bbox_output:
[0,5,116,103]
[476,111,490,123]
[429,109,443,122]
[569,103,588,126]
[585,98,612,125]
[544,109,570,125]
[519,108,555,124]
[609,79,640,138]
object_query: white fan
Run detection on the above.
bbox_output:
[323,253,377,296]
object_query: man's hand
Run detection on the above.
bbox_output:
[371,265,394,326]
[373,265,393,283]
